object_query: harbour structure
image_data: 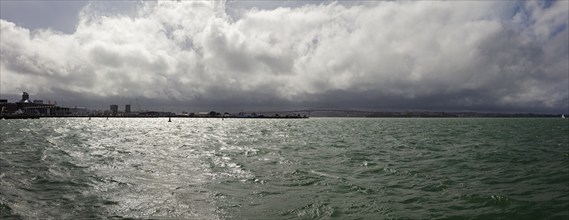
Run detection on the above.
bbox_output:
[0,92,71,116]
[125,104,131,114]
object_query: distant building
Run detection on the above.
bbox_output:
[70,107,88,116]
[1,92,67,116]
[139,111,175,116]
[110,105,118,116]
[125,104,131,114]
[0,99,7,103]
[18,92,32,103]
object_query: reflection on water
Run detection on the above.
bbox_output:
[1,118,568,219]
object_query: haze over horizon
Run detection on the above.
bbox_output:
[1,0,568,113]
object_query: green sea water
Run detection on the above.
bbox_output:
[1,118,568,219]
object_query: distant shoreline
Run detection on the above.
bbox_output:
[1,114,565,120]
[0,115,308,120]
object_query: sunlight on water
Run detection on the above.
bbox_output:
[1,118,568,219]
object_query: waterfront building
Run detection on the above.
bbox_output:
[0,92,69,116]
[19,92,31,103]
[125,104,131,114]
[110,105,118,116]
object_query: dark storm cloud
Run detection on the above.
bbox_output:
[0,1,567,113]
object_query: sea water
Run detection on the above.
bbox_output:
[1,118,568,219]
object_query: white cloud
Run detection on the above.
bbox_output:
[1,1,567,112]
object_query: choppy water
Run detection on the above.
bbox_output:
[1,118,568,219]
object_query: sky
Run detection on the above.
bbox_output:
[0,0,568,113]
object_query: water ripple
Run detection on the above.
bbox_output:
[0,118,567,219]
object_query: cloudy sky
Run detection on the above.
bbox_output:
[1,0,568,113]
